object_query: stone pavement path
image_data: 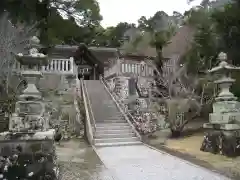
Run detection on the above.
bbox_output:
[56,139,116,180]
[96,145,231,180]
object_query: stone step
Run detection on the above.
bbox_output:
[101,103,117,106]
[95,119,124,123]
[90,109,120,113]
[91,106,119,110]
[90,102,114,104]
[90,100,115,103]
[95,132,136,139]
[94,137,139,144]
[95,141,142,147]
[96,126,132,131]
[88,95,111,98]
[95,107,119,110]
[96,116,125,121]
[96,123,129,128]
[106,115,124,118]
[99,119,126,123]
[92,112,123,116]
[95,129,134,135]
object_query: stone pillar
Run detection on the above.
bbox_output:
[116,59,121,76]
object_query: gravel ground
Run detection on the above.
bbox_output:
[56,139,116,180]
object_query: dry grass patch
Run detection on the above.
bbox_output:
[165,132,240,179]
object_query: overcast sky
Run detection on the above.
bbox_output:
[98,0,202,27]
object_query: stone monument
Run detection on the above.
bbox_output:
[1,36,55,140]
[201,52,240,156]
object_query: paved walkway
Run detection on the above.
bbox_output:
[56,139,231,180]
[96,144,231,180]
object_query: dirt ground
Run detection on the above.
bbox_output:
[56,138,115,180]
[148,121,240,180]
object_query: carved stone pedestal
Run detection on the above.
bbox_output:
[201,103,240,157]
[201,124,240,157]
[210,100,240,124]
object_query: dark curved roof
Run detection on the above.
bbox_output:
[74,43,104,73]
[43,44,119,71]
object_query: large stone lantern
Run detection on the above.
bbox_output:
[201,52,240,156]
[6,36,54,139]
[16,36,48,101]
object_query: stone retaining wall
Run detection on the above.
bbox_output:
[0,139,54,156]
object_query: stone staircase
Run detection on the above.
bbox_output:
[84,80,141,147]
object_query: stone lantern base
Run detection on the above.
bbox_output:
[200,97,240,157]
[201,123,240,157]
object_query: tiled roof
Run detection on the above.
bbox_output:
[88,47,119,64]
[49,45,119,65]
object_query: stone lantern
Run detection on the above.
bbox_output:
[4,36,55,140]
[201,52,240,156]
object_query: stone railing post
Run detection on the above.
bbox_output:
[13,56,77,76]
[116,58,121,76]
[69,57,75,74]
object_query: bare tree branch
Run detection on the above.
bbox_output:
[0,12,38,93]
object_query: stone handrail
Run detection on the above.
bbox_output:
[13,58,76,75]
[120,62,154,77]
[74,77,81,135]
[74,93,81,127]
[79,79,94,144]
[83,80,96,133]
[100,76,142,140]
[104,59,154,79]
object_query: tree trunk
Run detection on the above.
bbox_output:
[155,47,163,72]
[171,129,181,138]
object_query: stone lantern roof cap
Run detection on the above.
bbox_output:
[30,36,40,44]
[209,52,240,73]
